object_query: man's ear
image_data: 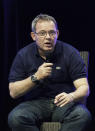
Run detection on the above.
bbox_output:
[30,32,36,41]
[57,30,59,39]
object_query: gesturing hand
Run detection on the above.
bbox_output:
[54,92,74,107]
[35,62,53,80]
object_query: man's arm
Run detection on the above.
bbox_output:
[54,77,89,107]
[71,77,89,101]
[9,63,53,99]
[9,76,35,99]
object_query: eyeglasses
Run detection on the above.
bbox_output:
[35,30,57,37]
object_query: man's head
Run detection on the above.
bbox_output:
[31,14,59,55]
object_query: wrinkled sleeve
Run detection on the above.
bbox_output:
[8,52,26,82]
[68,50,87,81]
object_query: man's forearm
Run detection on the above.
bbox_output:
[9,62,53,99]
[70,85,89,102]
[72,77,90,102]
[9,76,36,99]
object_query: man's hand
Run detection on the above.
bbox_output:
[35,62,53,80]
[54,92,74,107]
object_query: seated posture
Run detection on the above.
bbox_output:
[8,14,91,131]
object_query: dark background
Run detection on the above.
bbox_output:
[0,0,95,130]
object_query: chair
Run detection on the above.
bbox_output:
[40,51,89,131]
[40,122,61,131]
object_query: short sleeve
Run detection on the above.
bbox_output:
[8,52,26,82]
[68,50,87,81]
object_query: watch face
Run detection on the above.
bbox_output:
[31,75,39,84]
[31,75,36,81]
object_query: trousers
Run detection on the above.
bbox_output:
[8,98,91,131]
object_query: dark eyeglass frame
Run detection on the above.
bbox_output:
[34,30,57,37]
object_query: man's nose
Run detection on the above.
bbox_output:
[45,32,51,38]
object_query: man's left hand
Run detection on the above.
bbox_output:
[54,92,74,107]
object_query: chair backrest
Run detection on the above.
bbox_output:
[79,51,89,105]
[79,51,89,72]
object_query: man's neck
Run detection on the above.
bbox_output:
[38,49,46,60]
[38,49,53,60]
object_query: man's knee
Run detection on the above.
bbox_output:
[78,106,92,124]
[8,107,40,129]
[8,110,21,128]
[51,104,92,124]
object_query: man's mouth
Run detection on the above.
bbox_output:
[44,42,52,47]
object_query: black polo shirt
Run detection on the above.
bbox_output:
[9,40,87,100]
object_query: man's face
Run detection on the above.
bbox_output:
[31,20,59,54]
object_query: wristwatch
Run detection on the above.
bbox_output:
[31,74,39,84]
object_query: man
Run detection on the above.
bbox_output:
[8,14,91,131]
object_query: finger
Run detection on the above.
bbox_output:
[55,92,66,100]
[44,63,53,67]
[46,67,52,70]
[55,95,65,103]
[59,101,68,107]
[55,93,63,99]
[58,94,73,103]
[56,98,67,107]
